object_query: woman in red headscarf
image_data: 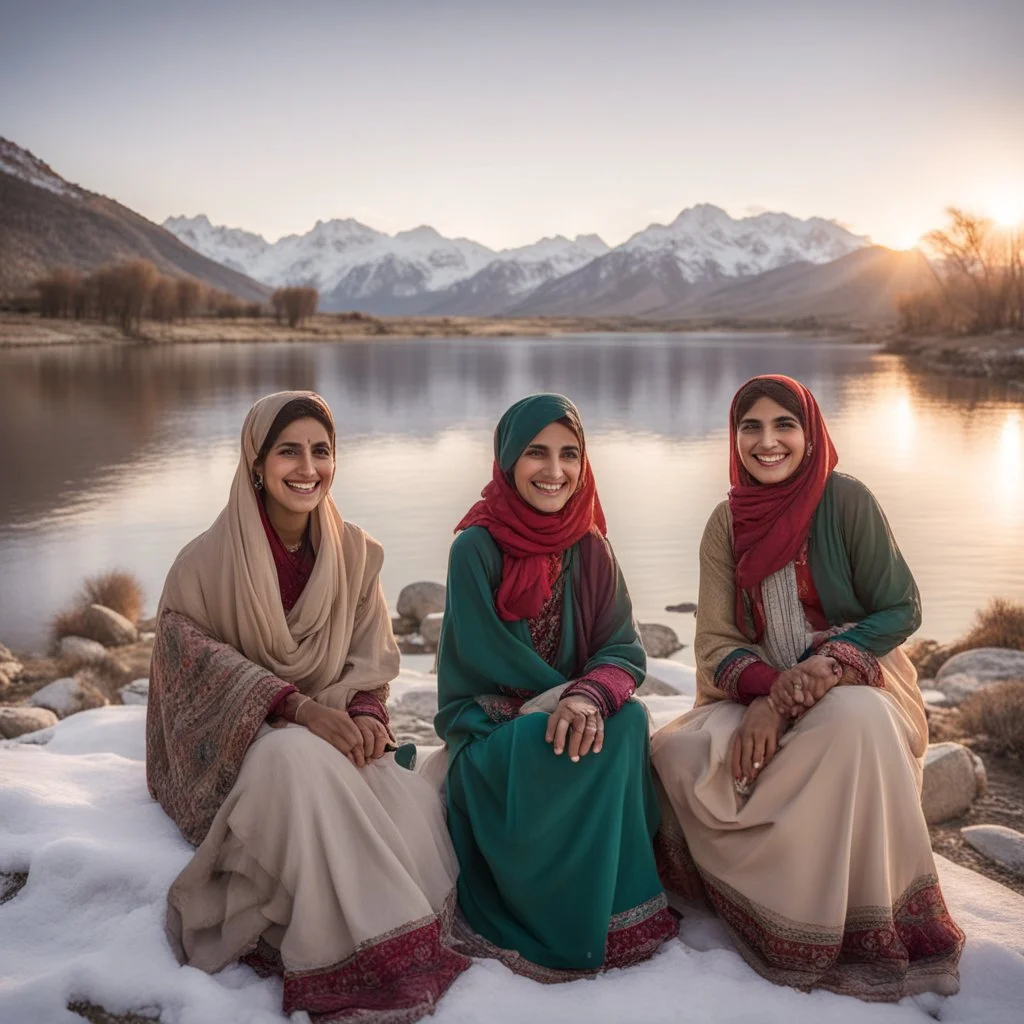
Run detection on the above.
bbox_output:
[651,375,964,1002]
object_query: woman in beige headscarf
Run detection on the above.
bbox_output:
[146,391,468,1024]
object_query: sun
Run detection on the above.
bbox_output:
[988,196,1023,228]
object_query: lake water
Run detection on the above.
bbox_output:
[0,332,1021,654]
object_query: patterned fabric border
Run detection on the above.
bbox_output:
[814,638,883,689]
[267,890,470,1024]
[654,818,708,906]
[714,651,761,702]
[450,894,675,984]
[349,687,392,727]
[698,868,963,1002]
[527,571,566,665]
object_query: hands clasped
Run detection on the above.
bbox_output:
[767,655,842,718]
[545,695,603,762]
[277,699,392,767]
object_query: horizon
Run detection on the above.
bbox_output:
[1,0,1021,250]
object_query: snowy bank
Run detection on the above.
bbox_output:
[1,664,1023,1024]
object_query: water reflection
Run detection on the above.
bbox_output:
[0,334,1020,652]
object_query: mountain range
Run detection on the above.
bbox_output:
[0,136,931,322]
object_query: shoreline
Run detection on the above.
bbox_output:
[878,330,1024,386]
[0,310,861,349]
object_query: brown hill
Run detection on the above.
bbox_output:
[663,246,935,323]
[0,139,267,300]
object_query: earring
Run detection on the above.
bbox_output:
[805,442,814,459]
[253,471,264,490]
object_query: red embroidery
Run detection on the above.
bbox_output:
[527,571,566,665]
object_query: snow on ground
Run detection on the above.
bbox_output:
[2,662,1023,1024]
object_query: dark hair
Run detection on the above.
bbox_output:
[732,379,804,427]
[256,397,335,464]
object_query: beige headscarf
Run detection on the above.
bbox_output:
[158,390,399,704]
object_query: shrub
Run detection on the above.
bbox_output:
[958,598,1024,653]
[51,606,90,642]
[80,570,144,624]
[958,681,1024,756]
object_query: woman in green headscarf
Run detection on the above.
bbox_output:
[434,393,677,981]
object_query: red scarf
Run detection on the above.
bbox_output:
[258,499,316,614]
[457,460,607,622]
[728,375,838,639]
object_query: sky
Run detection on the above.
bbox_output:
[1,0,1022,250]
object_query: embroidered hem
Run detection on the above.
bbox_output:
[451,893,676,984]
[242,890,471,1023]
[715,651,761,702]
[698,869,963,1002]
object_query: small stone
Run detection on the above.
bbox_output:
[969,750,988,798]
[0,643,23,689]
[29,675,109,718]
[419,613,444,651]
[391,615,419,637]
[396,582,446,625]
[638,623,684,659]
[58,635,110,664]
[921,742,979,824]
[78,604,139,647]
[664,602,698,614]
[0,706,59,739]
[119,678,150,706]
[961,825,1024,876]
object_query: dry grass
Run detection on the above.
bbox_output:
[958,681,1024,757]
[50,569,144,645]
[909,598,1024,679]
[80,570,144,624]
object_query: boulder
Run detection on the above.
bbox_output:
[933,648,1024,705]
[29,675,109,718]
[58,635,110,664]
[638,623,684,659]
[961,825,1024,876]
[119,678,150,706]
[419,613,444,651]
[0,644,23,690]
[391,615,419,637]
[921,742,982,824]
[78,604,139,647]
[396,582,446,625]
[0,706,59,739]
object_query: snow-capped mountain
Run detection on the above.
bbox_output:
[514,205,868,316]
[163,215,498,313]
[424,234,610,315]
[164,205,869,316]
[0,138,84,199]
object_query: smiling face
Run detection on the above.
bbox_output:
[512,420,582,513]
[256,417,334,518]
[735,396,807,485]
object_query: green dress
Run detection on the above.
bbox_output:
[435,394,675,977]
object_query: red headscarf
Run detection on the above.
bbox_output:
[728,375,838,639]
[456,394,606,622]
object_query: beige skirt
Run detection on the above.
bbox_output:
[651,661,964,1002]
[167,723,468,1023]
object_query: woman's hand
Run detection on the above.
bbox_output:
[730,696,787,791]
[545,695,603,761]
[353,715,393,762]
[298,703,368,767]
[768,656,841,716]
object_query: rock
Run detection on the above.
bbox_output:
[388,687,441,745]
[0,706,59,739]
[396,582,446,625]
[29,675,109,718]
[933,648,1024,705]
[396,635,427,656]
[665,602,698,614]
[391,615,419,637]
[638,623,684,659]
[969,749,988,798]
[419,613,444,651]
[119,678,150,706]
[0,643,23,689]
[58,635,110,664]
[921,742,980,824]
[961,825,1024,876]
[78,604,139,647]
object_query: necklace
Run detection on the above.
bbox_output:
[285,539,304,554]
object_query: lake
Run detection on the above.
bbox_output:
[0,332,1021,654]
